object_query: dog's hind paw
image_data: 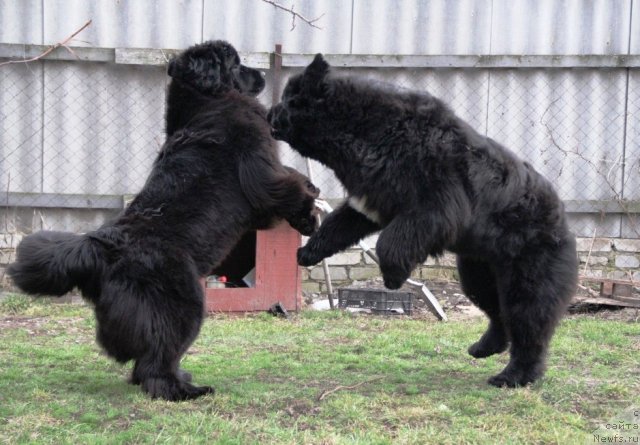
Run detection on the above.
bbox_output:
[468,334,508,359]
[487,367,539,388]
[142,376,214,401]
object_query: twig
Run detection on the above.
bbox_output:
[4,171,10,233]
[577,283,600,298]
[0,19,92,67]
[260,0,324,30]
[540,100,640,237]
[582,228,597,277]
[317,377,382,401]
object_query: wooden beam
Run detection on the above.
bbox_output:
[2,43,640,69]
[281,53,640,69]
[115,48,271,68]
[0,43,113,63]
[564,200,640,214]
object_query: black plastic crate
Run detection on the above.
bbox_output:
[337,288,414,315]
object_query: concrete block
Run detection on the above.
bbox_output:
[440,253,457,267]
[576,238,612,253]
[607,270,629,280]
[302,282,321,293]
[578,255,609,266]
[349,266,381,281]
[614,255,640,268]
[310,266,348,281]
[421,268,458,281]
[582,270,603,278]
[612,239,640,252]
[326,251,362,266]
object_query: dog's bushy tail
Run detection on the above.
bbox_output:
[8,231,104,296]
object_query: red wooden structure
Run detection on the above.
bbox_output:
[203,221,302,312]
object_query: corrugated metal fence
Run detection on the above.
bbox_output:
[1,0,639,239]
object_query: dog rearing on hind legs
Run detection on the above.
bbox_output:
[8,41,319,401]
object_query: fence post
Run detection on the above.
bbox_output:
[271,43,282,107]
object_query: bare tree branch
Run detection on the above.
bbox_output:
[0,19,92,67]
[540,101,640,237]
[260,0,324,30]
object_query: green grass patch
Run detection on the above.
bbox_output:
[0,299,638,444]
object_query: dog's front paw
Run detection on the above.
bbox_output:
[382,274,405,290]
[297,246,323,266]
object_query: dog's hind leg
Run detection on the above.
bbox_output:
[112,258,214,401]
[456,256,508,358]
[489,240,577,387]
[138,276,214,401]
[134,352,214,401]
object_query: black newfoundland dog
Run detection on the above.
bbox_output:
[8,41,319,401]
[269,55,578,387]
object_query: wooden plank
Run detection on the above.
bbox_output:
[581,277,638,285]
[114,48,179,65]
[0,43,113,63]
[281,53,640,69]
[115,48,271,69]
[3,43,640,69]
[205,221,301,312]
[572,295,640,308]
[564,200,640,214]
[611,295,640,305]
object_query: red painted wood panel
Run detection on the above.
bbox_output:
[204,221,302,312]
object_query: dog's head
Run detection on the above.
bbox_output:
[168,40,265,96]
[268,54,330,144]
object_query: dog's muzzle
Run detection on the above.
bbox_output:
[267,104,290,140]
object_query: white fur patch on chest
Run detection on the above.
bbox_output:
[348,195,381,224]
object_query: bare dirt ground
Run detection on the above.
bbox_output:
[304,277,640,322]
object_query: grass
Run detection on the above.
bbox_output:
[0,295,638,444]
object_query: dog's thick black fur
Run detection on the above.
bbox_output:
[8,41,319,401]
[269,54,578,388]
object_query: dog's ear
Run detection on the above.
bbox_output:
[301,53,329,97]
[307,54,329,75]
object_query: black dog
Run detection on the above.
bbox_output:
[8,41,318,401]
[269,54,578,388]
